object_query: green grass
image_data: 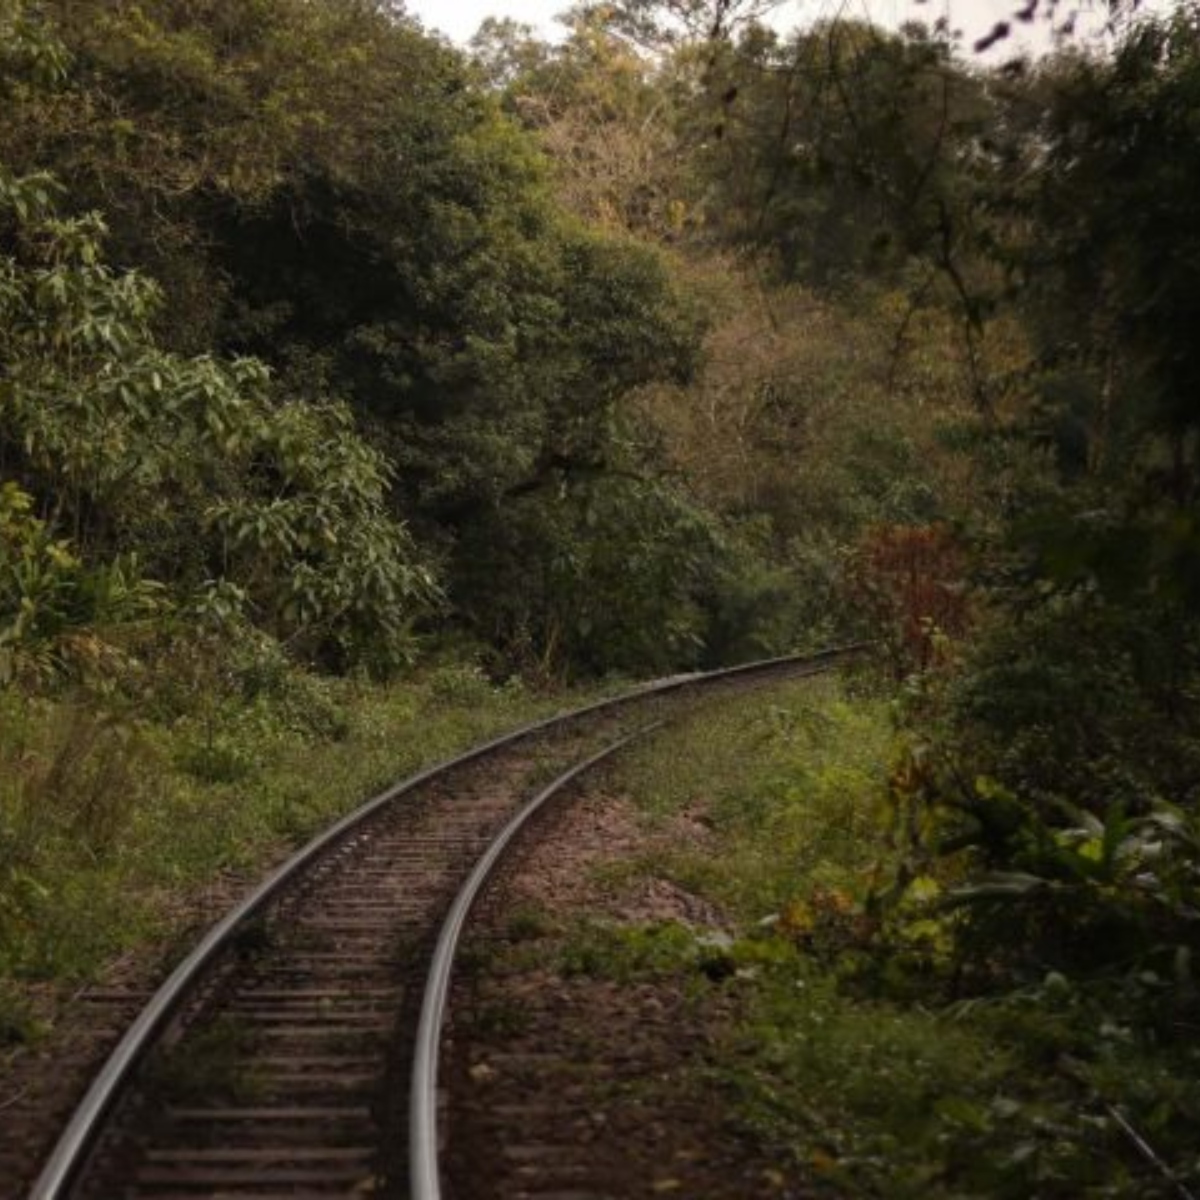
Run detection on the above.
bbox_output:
[0,658,603,1040]
[562,674,1200,1199]
[619,676,889,921]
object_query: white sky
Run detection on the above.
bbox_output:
[402,0,1131,58]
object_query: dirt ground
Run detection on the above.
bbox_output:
[442,786,813,1200]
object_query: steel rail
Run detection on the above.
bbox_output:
[408,646,865,1200]
[30,644,864,1200]
[410,727,654,1200]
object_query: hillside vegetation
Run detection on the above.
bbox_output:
[2,0,1199,1188]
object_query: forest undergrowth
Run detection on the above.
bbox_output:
[0,656,587,1048]
[557,676,1200,1198]
[3,0,1200,1185]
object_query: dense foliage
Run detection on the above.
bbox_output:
[1,0,716,679]
[562,3,1200,1191]
[0,163,435,677]
[881,10,1200,987]
[3,0,1200,1188]
[591,0,1200,994]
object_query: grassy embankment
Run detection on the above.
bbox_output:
[0,660,600,1047]
[550,674,1200,1199]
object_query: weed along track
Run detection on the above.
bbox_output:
[26,649,860,1200]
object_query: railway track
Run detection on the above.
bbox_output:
[26,647,862,1200]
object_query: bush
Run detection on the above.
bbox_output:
[0,481,161,687]
[880,593,1200,993]
[0,165,437,676]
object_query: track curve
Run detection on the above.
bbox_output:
[29,647,864,1200]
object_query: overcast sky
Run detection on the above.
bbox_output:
[403,0,1127,58]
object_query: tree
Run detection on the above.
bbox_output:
[0,164,436,676]
[870,6,1200,991]
[1,0,711,675]
[690,19,992,290]
[471,8,692,239]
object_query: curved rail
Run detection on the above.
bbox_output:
[410,728,653,1200]
[30,644,863,1200]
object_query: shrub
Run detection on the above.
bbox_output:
[0,481,161,686]
[0,164,437,676]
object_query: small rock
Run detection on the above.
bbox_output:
[468,1061,497,1084]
